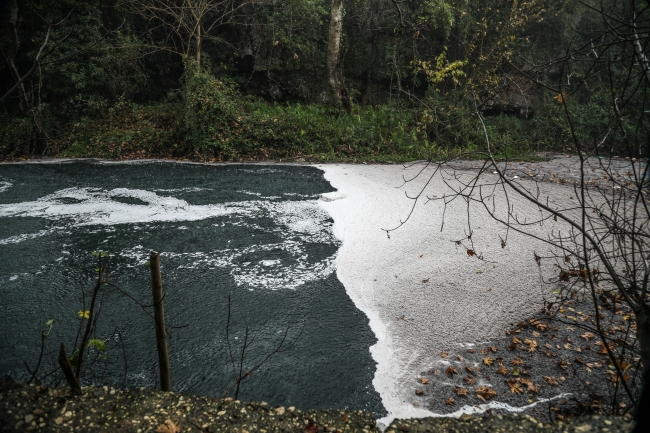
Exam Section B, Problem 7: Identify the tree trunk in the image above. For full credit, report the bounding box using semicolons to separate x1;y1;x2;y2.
326;0;343;104
6;0;29;112
632;310;650;432
196;20;202;70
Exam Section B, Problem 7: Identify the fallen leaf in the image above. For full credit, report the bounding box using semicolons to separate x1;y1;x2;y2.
506;379;523;394
466;349;475;354
580;332;595;341
454;386;468;396
415;389;424;395
418;377;430;384
519;378;540;393
532;331;541;338
496;364;508;375
510;357;524;366
463;376;476;385
488;345;498;353
543;376;559;386
557;359;570;370
483;357;494;366
467;249;476;256
476;386;497;402
465;366;474;373
422;278;430;283
481;348;489;355
456;355;463;362
440;351;449;358
446;366;458;377
156;419;181;433
446;397;456;405
511;337;523;344
303;422;319;433
544;350;557;358
523;339;538;352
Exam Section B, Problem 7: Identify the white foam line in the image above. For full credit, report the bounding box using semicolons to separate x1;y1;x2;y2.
375;393;572;430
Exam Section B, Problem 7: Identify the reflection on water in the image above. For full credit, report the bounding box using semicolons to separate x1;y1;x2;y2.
0;161;384;416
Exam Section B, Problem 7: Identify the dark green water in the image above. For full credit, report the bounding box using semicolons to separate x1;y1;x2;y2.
0;161;384;415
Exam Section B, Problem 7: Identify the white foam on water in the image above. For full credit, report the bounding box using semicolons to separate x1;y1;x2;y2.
1;185;338;291
316;163;575;428
0;181;12;193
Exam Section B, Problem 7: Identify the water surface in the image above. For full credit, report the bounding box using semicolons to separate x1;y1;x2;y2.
0;161;384;415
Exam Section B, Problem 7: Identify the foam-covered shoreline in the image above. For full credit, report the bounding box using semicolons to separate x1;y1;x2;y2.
316;163;576;428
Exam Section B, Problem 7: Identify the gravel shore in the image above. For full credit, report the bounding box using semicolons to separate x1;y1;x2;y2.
0;381;633;432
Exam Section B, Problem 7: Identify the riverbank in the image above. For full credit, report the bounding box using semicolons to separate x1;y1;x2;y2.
0;381;633;432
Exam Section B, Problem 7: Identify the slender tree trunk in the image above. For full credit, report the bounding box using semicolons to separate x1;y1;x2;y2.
6;0;29;112
326;0;343;104
196;20;201;69
632;310;650;432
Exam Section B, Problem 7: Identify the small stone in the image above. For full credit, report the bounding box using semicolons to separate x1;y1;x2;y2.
25;415;34;423
604;420;612;425
575;425;591;432
275;407;285;416
217;411;226;416
288;406;295;412
110;389;115;395
64;411;72;418
55;417;63;425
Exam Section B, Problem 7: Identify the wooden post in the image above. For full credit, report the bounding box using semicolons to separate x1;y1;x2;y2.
150;251;171;392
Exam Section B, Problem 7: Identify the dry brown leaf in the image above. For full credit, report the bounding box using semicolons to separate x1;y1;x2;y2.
482;357;494;366
543;376;559;386
544;349;557;358
418;377;430;384
557;359;570;370
465;366;474;373
488;345;498;353
510;357;524;366
523;339;538;352
476;386;497;402
511;337;523;344
440;351;449;358
519;378;541;393
446;397;456;405
456;355;463;362
506;379;523;394
496;364;508;375
415;389;424;395
480;348;489;355
446;366;458;377
581;332;595;341
463;376;476;385
454;386;468;396
467;249;476;256
156;419;181;433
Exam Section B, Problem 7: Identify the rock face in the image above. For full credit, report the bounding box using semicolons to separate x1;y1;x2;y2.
482;76;543;119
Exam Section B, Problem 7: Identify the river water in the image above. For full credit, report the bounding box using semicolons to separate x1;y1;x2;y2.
0;161;384;415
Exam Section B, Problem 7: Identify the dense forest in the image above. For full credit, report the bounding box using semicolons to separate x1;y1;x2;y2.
0;0;648;161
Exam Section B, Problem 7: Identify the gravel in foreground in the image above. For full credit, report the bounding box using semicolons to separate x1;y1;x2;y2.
0;381;633;432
